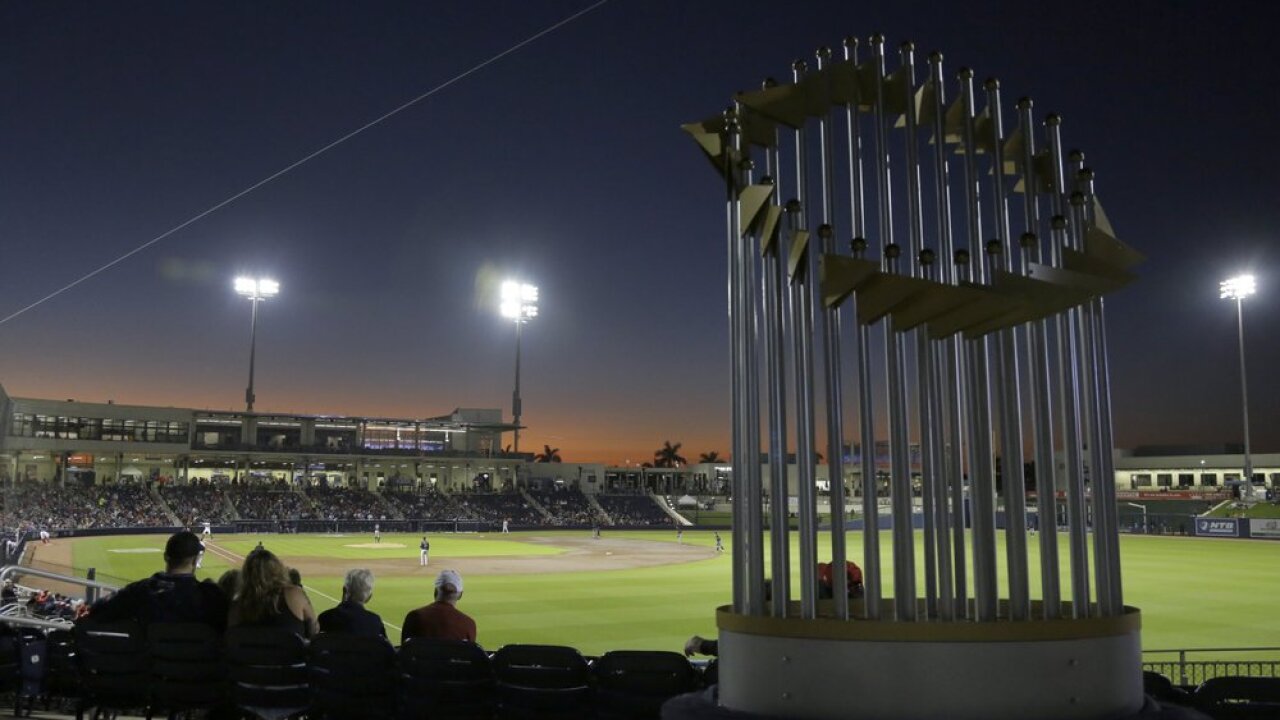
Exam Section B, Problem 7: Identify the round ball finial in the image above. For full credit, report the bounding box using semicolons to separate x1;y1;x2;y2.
1069;149;1085;163
919;248;936;265
884;243;901;260
1051;215;1068;229
870;33;885;46
843;36;859;49
817;46;832;60
929;50;944;63
762;77;778;89
1045;113;1062;126
738;158;754;172
955;249;971;265
1077;167;1095;182
1016;97;1033;111
760;175;775;186
957;66;975;80
986;239;1004;255
1019;232;1038;249
900;40;915;52
792;59;808;73
984;77;1000;90
818;224;834;239
1069;191;1086;206
850;237;868;254
785;199;803;213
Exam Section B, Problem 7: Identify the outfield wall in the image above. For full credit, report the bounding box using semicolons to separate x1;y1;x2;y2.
1193;517;1280;540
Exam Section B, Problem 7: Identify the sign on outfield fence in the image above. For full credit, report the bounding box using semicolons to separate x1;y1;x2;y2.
1249;519;1280;539
1195;518;1241;537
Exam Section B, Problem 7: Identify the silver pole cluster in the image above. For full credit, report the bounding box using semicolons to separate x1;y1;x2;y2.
685;34;1143;623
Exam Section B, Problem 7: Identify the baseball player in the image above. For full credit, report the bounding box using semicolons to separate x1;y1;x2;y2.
419;536;430;566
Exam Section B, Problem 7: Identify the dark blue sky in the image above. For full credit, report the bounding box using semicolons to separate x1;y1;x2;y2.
2;1;1277;463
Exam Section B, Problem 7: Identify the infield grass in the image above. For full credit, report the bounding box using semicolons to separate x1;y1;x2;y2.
65;530;1280;657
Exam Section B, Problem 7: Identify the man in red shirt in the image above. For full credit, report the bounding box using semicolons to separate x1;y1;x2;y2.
400;569;476;644
817;560;864;599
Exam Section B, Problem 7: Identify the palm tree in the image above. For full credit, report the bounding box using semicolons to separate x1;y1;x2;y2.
698;450;723;463
654;441;687;468
534;445;562;463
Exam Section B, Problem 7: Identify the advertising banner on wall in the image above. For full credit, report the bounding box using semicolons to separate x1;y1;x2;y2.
1194;518;1241;537
1248;519;1280;539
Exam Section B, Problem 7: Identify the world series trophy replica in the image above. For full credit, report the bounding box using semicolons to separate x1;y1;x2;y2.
678;36;1184;720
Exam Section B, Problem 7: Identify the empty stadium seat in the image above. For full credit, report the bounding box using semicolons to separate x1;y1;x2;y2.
73;621;149;720
308;632;397;719
148;622;226;718
397;638;494;720
592;650;700;719
1143;670;1191;706
491;644;592;719
1193;676;1280;719
224;626;310;720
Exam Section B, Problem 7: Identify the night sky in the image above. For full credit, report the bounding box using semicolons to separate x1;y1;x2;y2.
2;1;1278;464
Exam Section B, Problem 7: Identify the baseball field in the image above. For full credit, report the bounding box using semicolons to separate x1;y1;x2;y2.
25;530;1280;656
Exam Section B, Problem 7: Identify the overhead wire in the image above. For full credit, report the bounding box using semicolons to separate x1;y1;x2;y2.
0;0;611;327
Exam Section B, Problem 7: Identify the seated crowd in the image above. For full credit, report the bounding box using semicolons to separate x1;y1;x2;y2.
453;493;543;525
1;480;171;530
304;485;388;521
2;481;675;530
159;483;237;525
598;494;673;526
383;488;474;521
227;486;319;521
529;487;600;526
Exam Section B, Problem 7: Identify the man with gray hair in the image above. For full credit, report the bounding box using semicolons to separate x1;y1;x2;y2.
317;568;386;638
400;569;476;644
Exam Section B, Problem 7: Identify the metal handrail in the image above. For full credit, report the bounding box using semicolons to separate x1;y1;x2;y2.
1142;646;1280;686
0;564;120;592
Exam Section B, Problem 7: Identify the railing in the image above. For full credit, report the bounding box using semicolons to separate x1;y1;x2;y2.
1143;647;1280;686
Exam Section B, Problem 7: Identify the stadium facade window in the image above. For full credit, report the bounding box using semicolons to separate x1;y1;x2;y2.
1156;473;1173;487
1131;473;1152;488
1201;473;1218;486
1225;473;1240;483
1178;473;1195;487
1270;473;1280;488
10;413;34;437
1251;473;1265;485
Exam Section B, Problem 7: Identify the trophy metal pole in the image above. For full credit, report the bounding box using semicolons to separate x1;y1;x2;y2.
816;46;850;617
843;37;882;620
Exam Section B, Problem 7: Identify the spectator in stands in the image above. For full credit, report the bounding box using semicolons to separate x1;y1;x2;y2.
684;635;718;657
217;569;241;601
229;548;319;638
318;568;386;638
84;531;228;631
401;569;475;644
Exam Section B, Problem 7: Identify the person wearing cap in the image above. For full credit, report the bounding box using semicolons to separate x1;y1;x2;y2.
400;569;476;644
82;530;228;631
318;568;387;638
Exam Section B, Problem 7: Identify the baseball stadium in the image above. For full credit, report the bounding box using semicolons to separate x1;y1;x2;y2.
3;3;1280;717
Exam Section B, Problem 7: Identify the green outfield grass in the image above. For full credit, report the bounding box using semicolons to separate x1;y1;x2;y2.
62;530;1280;657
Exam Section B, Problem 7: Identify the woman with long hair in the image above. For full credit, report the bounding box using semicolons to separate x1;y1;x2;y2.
228;549;318;637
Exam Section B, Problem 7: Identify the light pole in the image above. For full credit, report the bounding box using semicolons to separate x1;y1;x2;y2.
500;280;538;453
1220;274;1256;500
235;276;280;413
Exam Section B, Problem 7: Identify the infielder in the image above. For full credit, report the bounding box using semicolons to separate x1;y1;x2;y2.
202;521;212;540
419;536;430;566
374;523;381;543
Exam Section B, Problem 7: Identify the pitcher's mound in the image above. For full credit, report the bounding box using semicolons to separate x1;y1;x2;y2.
343;542;407;549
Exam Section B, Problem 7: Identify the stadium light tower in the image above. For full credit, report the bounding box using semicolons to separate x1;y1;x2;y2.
235;276;280;414
500;280;538;454
1220;274;1256;499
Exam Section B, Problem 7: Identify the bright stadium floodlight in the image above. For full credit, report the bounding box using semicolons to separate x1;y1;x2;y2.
500;280;538;455
1220;273;1256;499
235;276;280;413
